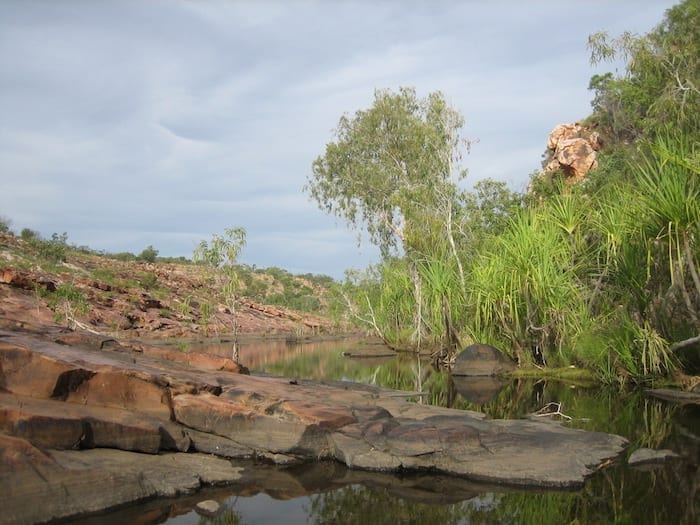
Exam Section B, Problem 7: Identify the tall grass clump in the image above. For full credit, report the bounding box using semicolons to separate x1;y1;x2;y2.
632;132;700;338
468;203;588;366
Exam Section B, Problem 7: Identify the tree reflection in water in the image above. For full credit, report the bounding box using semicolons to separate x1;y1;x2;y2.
177;338;697;525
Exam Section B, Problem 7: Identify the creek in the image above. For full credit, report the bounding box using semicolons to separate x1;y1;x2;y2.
76;337;699;525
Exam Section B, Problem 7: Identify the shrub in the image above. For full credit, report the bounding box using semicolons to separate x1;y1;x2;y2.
28;232;69;263
0;215;11;234
20;228;39;240
138;245;159;263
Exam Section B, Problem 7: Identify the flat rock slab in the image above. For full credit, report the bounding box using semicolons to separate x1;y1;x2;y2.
646;388;700;405
0;328;629;523
0;435;240;525
628;447;679;466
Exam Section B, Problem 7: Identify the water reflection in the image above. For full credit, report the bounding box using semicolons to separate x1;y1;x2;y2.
116;338;699;525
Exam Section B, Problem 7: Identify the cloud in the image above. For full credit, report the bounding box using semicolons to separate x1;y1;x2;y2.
0;0;678;278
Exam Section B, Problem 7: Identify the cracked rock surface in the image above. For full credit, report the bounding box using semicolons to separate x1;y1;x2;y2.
0;326;628;524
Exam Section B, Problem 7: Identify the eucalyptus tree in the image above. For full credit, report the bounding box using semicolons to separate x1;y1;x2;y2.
193;227;247;362
306;87;470;348
587;0;699;142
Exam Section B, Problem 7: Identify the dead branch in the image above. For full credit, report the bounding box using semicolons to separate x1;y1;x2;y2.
532;402;572;421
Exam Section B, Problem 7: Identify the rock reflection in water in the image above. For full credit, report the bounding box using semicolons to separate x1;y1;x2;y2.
69;459;566;525
127;337;696;525
450;375;509;405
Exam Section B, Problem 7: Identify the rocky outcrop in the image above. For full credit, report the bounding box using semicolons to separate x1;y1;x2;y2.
0;323;629;524
0;232;336;339
542;122;603;183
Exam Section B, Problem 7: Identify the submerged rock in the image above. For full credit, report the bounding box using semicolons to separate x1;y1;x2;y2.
628;447;679;467
195;499;221;517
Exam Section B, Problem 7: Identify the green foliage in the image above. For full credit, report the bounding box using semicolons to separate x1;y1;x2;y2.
45;282;89;324
587;0;700;141
110;251;137;262
324;4;699;382
458;178;524;246
266;292;321;312
306;87;467;259
137;245;159;262
469;205;587;364
193;228;247;360
199;300;212;336
0;215;11;234
20;228;39;240
138;271;158;290
27;232;69;263
90;268;116;284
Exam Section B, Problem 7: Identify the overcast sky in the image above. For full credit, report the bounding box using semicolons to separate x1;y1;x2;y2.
0;0;677;278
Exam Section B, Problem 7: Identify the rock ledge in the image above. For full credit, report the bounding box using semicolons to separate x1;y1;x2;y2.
0;327;628;524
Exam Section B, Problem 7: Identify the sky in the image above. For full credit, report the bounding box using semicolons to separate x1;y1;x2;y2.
0;0;678;279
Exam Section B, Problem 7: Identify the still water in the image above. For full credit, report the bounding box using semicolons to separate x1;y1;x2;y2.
79;337;699;525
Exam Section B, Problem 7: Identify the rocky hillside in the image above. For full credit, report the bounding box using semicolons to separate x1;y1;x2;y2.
0;233;345;340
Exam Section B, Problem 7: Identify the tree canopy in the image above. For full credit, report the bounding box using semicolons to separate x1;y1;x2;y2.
306;87;467;259
587;0;699;141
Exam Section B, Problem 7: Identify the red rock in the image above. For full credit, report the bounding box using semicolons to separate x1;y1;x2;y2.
0;393;164;453
0;343;76;398
64;370;172;418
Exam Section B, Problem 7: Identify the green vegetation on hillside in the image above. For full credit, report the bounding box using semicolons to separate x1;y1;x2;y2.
0;226;348;333
306;0;699;383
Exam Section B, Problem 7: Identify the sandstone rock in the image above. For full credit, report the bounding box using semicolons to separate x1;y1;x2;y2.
173;390;356;457
541;122;601;183
185;427;255;458
0;242;335;340
0;326;631;523
547;122;582;150
195;499;221;517
628;447;679;466
0;267;57;291
646;388;700;405
0;443;242;525
555;138;598;181
451;343;515;376
0;393;191;453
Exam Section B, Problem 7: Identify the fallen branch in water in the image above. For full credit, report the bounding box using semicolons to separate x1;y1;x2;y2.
670;334;700;352
533;402;572;421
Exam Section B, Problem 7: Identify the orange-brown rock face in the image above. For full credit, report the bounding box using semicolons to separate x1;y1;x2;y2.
543;122;602;183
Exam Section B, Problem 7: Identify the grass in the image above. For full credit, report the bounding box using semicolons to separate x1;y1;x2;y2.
510;366;597;383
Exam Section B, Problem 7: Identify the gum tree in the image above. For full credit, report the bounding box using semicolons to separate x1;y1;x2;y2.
193;227;247;362
306;87;469;349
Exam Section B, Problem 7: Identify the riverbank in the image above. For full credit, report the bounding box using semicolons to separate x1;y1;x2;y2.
1;314;633;525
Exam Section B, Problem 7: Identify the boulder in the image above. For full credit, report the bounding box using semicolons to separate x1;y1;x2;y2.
451;344;515;377
554;138;598;182
540;122;602;184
